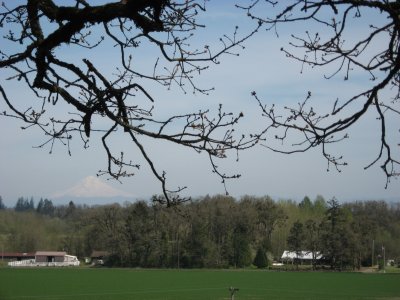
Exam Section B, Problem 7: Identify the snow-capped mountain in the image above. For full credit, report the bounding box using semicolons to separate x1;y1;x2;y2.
51;176;135;204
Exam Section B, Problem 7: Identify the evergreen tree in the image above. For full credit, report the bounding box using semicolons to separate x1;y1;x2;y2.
253;247;268;268
232;222;252;268
319;198;353;270
65;201;76;218
28;197;35;210
287;220;305;269
36;198;44;213
15;197;28;212
0;196;5;210
299;196;312;211
42;199;55;216
304;219;321;270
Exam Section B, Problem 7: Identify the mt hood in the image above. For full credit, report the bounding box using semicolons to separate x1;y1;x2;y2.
52;176;133;198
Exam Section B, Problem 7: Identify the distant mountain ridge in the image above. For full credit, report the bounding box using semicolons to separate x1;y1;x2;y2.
52;195;137;206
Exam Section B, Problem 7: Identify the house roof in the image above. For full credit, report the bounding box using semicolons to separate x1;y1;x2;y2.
90;251;109;258
0;252;35;258
35;251;66;256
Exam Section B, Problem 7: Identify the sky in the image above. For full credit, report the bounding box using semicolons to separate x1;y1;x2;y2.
0;1;399;206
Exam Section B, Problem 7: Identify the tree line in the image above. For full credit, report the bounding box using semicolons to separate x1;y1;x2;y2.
0;195;399;270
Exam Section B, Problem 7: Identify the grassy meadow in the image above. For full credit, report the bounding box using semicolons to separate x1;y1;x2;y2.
0;268;399;300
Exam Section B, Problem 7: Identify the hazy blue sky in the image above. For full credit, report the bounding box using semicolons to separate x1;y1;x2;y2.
0;1;399;206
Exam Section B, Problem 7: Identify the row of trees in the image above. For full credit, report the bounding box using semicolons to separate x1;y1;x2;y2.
4;197;56;216
1;195;399;270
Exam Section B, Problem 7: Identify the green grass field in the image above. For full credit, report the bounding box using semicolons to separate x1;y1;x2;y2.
0;268;399;300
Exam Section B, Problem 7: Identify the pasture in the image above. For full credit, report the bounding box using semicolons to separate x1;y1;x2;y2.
0;268;399;300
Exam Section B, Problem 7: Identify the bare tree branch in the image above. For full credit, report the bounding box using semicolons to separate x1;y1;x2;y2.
0;0;261;206
241;0;400;184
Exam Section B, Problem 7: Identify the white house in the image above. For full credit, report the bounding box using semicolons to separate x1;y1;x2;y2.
281;250;322;263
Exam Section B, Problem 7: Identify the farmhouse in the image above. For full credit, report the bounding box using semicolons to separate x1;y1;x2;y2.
8;251;79;267
281;250;322;264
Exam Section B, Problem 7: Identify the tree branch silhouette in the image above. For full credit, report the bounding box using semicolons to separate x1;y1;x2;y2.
0;0;261;205
241;0;400;185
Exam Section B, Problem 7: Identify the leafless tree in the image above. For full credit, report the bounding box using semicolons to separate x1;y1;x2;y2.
240;0;400;185
0;1;261;205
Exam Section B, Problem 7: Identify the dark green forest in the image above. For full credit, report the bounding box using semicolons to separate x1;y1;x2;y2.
0;195;399;270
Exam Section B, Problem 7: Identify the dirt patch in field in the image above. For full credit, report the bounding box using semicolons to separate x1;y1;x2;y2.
358;267;378;273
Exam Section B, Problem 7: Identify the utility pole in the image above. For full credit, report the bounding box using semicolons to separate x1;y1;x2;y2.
177;235;180;269
372;239;374;267
382;245;385;273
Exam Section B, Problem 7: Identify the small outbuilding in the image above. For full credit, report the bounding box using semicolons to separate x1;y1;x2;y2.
35;251;66;263
90;251;109;265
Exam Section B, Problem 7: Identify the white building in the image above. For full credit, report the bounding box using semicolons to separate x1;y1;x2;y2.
8;251;80;267
281;250;322;263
